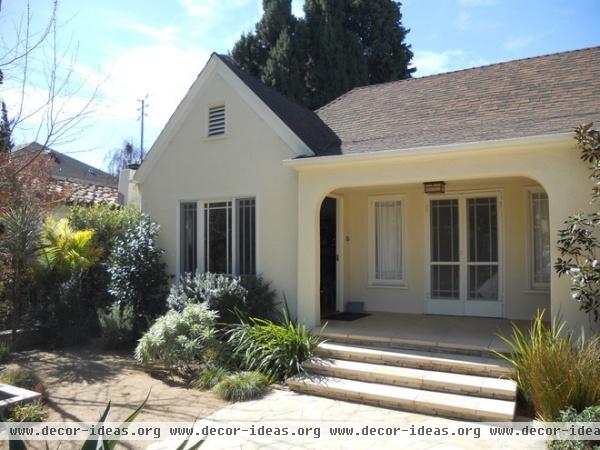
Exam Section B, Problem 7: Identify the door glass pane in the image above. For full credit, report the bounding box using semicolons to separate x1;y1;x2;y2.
468;198;497;262
430;199;459;299
204;201;232;274
467;197;498;301
431;265;460;299
431;199;459;262
469;265;498;300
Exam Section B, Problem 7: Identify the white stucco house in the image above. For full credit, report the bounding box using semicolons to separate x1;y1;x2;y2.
120;46;600;335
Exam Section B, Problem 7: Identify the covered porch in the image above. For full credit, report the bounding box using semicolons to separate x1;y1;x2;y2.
288;134;593;334
319;312;531;354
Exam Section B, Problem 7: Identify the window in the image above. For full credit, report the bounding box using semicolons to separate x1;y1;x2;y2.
180;197;255;276
530;191;550;288
204;201;233;274
370;197;404;285
207;105;225;137
180;202;197;273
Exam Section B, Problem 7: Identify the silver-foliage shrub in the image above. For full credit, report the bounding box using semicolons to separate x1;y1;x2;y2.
167;272;247;323
134;303;218;372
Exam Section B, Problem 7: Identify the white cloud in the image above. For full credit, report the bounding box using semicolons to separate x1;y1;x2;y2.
411;50;465;76
114;20;181;43
411;49;491;76
180;0;256;17
504;35;536;50
93;43;211;130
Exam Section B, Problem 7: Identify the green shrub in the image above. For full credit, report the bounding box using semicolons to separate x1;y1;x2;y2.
497;310;600;420
107;213;169;336
35;217;103;345
167;272;247;324
98;303;134;349
227;310;321;381
135;303;218;373
167;272;277;324
0;342;11;363
7;400;47;422
241;276;278;321
212;371;269;401
191;366;230;390
69;204;139;254
548;405;600;450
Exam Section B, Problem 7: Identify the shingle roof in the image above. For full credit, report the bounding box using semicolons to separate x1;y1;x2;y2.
316;47;600;154
14;143;117;186
216;54;341;155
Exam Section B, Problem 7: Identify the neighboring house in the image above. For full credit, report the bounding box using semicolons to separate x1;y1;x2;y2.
14;143;118;215
121;47;600;333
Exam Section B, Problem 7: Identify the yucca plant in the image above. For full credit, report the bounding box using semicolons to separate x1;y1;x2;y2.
497;310;600;420
41;217;102;272
227;307;322;381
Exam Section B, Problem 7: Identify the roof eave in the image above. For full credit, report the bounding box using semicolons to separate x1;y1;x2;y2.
283;132;574;170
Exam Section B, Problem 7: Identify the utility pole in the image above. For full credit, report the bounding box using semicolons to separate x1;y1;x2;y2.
137;96;149;162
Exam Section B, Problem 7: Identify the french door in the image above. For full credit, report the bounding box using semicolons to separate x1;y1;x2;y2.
426;193;503;317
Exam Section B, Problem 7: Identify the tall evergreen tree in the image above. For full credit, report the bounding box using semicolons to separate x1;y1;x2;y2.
230;0;414;109
302;0;367;109
347;0;415;84
0;69;13;154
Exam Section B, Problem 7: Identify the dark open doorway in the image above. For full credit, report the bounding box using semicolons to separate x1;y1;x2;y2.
320;197;337;317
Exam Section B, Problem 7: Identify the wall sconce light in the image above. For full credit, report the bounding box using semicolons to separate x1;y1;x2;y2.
423;181;446;194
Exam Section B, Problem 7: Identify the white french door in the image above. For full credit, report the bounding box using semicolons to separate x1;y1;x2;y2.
426;192;503;317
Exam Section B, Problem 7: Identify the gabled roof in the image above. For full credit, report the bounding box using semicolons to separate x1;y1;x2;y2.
216;54;341;155
316;47;600;154
13;143;117;186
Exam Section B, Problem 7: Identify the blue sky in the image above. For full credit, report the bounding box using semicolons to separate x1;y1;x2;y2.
1;0;598;170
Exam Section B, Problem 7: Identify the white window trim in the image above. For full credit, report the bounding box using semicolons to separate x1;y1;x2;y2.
368;194;406;287
527;187;551;291
205;103;227;140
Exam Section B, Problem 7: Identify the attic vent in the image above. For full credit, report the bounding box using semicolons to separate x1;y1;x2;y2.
207;105;225;137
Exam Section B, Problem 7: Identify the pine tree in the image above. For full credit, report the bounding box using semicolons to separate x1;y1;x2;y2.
230;0;413;109
347;0;415;84
303;0;367;109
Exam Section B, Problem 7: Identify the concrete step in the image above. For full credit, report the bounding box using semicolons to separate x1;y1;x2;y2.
303;358;516;400
317;341;513;378
287;375;515;422
319;330;506;356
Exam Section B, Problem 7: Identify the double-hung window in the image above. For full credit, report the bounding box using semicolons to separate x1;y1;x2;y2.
179;197;256;276
529;191;550;289
369;196;404;286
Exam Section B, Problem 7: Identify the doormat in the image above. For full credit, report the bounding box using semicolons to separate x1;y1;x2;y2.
323;312;370;321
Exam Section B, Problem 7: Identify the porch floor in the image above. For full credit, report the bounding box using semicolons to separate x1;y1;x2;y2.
319;312;531;354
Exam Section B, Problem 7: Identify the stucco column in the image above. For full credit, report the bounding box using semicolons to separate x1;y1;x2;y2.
296;174;326;327
545;182;596;335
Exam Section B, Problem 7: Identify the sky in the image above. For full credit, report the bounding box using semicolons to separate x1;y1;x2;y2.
1;0;599;171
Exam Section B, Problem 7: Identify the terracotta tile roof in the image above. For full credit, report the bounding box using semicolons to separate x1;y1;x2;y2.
316;47;600;154
51;179;119;206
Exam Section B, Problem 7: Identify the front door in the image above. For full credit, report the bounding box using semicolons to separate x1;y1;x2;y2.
426;193;502;317
320;197;337;317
